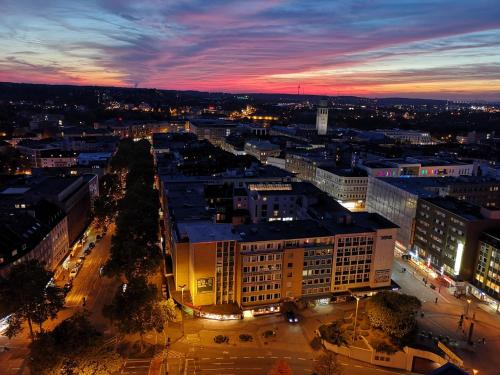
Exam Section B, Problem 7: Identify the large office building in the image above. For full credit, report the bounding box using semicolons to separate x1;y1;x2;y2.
358;157;475;178
315;167;368;208
168;209;397;315
366;176;500;251
413;197;500;281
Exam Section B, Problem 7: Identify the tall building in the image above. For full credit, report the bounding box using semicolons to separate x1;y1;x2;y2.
169;213;397;315
472;230;500;303
413;197;500;281
316;99;329;135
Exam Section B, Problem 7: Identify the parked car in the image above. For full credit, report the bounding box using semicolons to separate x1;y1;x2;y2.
69;265;81;279
84;248;92;256
88;242;95;249
286;311;299;323
63;282;73;295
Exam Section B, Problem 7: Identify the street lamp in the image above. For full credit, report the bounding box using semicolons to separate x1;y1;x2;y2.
352;296;361;342
466;299;472;317
178;284;186;336
178;284;186;305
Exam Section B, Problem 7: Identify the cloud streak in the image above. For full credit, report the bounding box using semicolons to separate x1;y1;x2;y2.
0;0;500;99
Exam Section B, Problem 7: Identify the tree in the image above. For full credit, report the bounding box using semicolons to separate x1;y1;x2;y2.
314;352;342;375
365;291;421;339
103;277;163;352
160;298;178;323
29;311;122;375
267;359;293;375
0;260;64;341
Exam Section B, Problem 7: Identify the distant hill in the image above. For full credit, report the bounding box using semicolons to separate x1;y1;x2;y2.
0;81;475;107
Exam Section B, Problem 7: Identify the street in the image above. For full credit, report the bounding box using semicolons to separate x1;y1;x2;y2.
392;255;500;375
0;221;122;373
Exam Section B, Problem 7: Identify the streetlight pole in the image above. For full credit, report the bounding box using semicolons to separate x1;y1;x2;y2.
178;284;186;336
466;299;471;317
352;296;360;342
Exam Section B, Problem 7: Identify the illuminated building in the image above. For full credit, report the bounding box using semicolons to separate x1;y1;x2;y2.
168;211;397;313
472;230;500;306
315;167;368;208
244;140;281;163
413;197;500;281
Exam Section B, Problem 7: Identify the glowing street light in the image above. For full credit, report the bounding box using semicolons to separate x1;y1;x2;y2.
352;295;361;342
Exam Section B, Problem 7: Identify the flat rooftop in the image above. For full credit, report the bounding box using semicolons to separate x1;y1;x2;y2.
319;167;368;177
177;221;240;243
237;219;331;242
421;197;484;221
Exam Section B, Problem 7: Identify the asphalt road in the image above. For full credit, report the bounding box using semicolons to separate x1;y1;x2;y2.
0;221;122;373
180;346;408;375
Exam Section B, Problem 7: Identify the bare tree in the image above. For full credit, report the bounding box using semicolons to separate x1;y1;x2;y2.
314;352;342;375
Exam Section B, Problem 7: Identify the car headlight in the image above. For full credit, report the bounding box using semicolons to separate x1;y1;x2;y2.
294;318;298;322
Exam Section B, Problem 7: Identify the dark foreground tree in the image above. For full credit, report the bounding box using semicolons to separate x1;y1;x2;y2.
103;277;163;352
0;260;64;341
30;311;121;375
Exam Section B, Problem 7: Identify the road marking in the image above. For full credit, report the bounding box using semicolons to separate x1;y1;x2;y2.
257;356;264;359
215;357;223;360
270;356;278;359
243;356;250;359
298;357;306;361
229;356;238;359
201;357;210;360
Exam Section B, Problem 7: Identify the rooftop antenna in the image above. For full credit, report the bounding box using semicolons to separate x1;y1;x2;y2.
297;83;301;96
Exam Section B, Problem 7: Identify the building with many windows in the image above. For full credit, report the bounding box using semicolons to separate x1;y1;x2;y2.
413;197;500;281
168;213;397;315
472;230;500;303
315;167;368;208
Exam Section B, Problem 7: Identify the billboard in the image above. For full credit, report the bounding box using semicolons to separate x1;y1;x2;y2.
374;269;391;283
197;277;214;294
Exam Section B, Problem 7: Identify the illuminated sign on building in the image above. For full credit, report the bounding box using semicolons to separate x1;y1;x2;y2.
454;242;464;275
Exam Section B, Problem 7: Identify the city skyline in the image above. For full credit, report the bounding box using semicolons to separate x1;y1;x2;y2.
1;0;500;100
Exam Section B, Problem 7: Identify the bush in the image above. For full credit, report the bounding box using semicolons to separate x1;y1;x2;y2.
214;335;229;344
360;321;370;330
239;334;253;342
371;340;398;354
319;322;348;346
262;330;276;339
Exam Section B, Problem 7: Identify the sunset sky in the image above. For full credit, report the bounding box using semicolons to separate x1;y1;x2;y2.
1;0;500;100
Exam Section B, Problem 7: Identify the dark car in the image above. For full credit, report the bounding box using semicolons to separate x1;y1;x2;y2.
96;234;102;241
286;311;298;323
63;282;73;295
88;242;95;249
84;248;92;255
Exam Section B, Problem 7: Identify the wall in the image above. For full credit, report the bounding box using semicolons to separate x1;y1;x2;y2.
190;242;217;306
